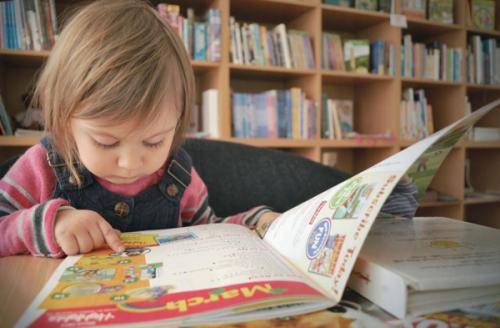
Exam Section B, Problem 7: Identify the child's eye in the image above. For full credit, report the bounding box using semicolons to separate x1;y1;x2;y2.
93;139;119;149
143;140;164;149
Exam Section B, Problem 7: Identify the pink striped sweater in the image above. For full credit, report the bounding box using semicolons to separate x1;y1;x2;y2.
0;144;272;257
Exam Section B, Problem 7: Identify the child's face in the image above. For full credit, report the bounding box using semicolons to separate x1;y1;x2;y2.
71;107;178;184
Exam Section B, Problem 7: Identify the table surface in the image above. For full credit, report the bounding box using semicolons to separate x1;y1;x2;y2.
0;256;61;327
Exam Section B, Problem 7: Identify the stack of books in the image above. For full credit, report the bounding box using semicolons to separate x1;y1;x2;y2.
401;35;463;82
400;88;434;140
231;88;317;139
229;20;315;69
321;94;354;140
322;34;395;75
157;4;221;62
466;35;500;85
0;0;58;50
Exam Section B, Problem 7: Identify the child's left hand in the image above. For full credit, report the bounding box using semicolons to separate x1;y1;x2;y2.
255;211;280;238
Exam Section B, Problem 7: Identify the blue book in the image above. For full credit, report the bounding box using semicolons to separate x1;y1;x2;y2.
277;90;286;138
284;90;292;139
231;93;242;138
255;93;267;138
194;22;207;61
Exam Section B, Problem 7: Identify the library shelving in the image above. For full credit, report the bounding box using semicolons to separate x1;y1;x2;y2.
1;0;499;228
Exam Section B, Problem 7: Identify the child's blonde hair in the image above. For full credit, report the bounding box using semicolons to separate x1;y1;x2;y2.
34;0;195;183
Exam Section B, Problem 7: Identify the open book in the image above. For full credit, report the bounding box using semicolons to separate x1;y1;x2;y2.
17;100;500;327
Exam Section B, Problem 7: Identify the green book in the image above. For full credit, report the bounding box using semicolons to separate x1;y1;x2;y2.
355;0;377;11
471;0;495;30
428;0;454;24
343;39;370;73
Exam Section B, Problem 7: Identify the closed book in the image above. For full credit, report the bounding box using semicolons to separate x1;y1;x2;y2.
202;89;219;138
471;0;495;30
344;39;369;73
355;0;376;11
349;217;500;319
428;0;454;24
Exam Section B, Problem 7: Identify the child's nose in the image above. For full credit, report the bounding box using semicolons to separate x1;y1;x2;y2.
117;149;143;170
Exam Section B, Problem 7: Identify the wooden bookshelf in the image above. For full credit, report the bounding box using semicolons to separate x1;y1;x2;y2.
1;0;500;227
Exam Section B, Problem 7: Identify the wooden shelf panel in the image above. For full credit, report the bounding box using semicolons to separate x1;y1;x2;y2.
322;70;393;84
230;0;315;24
401;77;462;88
223;138;317;148
466;27;500;38
0;136;41;147
0;49;220;73
230;64;316;79
466;83;500;92
0;49;49;66
466;141;500;149
220;138;395;148
405;17;462;36
322;4;389;31
464;195;500;205
191;60;220;73
419;200;460;208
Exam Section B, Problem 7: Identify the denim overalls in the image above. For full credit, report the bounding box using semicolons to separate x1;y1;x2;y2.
40;136;192;231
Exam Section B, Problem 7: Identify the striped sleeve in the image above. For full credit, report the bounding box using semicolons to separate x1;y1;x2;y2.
179;168;274;228
381;179;419;218
0;144;68;257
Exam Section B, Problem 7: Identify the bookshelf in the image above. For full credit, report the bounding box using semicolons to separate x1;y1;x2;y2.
1;0;499;228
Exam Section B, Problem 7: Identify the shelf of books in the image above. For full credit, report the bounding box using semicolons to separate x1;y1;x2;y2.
1;0;500;227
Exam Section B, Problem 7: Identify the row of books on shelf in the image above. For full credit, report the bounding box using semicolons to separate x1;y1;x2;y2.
327;0;496;31
157;4;221;62
0;0;57;51
322;34;396;75
400;88;434;140
401;35;463;82
229;20;314;69
321;94;354;140
231;88;317;139
466;35;500;85
401;0;454;24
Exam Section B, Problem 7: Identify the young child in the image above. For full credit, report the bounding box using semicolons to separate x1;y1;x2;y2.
0;0;418;258
0;0;279;257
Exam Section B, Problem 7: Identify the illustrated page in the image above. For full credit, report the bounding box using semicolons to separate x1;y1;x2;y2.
18;224;329;328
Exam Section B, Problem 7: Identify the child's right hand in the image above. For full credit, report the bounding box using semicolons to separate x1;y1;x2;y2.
54;208;125;255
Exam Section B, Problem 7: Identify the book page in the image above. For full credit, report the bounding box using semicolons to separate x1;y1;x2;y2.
18;224;332;328
264;99;500;302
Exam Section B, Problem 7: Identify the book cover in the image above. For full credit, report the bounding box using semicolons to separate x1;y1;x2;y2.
471;0;495;30
428;0;454;24
344;39;369;73
401;0;426;19
334;100;354;136
324;0;353;7
354;0;377;11
193;22;207;61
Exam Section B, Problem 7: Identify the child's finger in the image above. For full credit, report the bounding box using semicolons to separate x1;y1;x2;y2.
98;220;124;252
75;231;94;254
88;222;106;249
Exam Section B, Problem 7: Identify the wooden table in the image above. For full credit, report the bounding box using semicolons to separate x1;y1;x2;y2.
0;256;61;327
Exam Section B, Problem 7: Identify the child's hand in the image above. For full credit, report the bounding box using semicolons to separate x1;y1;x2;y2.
255;211;280;238
54;208;125;255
